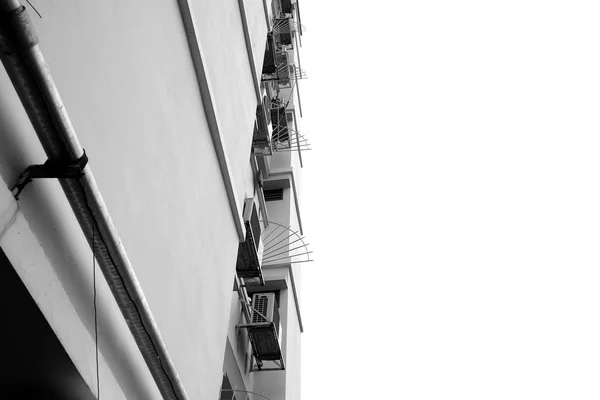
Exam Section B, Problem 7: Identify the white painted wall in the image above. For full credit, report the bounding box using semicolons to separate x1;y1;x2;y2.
282;275;302;400
266;186;293;228
0;1;270;399
226;290;253;390
0;189;137;400
190;0;264;205
245;0;270;83
218;2;306;398
249;268;302;400
252;269;289;400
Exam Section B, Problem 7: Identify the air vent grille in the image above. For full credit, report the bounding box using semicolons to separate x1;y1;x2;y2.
264;188;284;202
252;295;270;323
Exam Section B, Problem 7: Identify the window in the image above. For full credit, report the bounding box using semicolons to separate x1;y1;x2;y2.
263;188;284;202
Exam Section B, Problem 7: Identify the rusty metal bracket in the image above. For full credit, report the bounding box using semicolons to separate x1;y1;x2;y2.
11;150;88;200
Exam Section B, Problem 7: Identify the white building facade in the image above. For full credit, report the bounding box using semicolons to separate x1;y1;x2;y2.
0;0;307;399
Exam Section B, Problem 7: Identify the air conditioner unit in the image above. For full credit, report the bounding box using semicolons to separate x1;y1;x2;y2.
252;101;273;156
251;292;276;324
236;199;264;281
246;291;283;366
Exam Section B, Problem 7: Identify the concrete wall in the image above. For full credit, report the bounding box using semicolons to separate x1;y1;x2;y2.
0;183;136;399
0;1;269;399
223;339;249;395
270;151;293;173
226;291;254;390
219;1;305;398
282;275;302;400
223;266;303;400
266;187;293;228
252;270;289;400
245;0;270;83
190;0;265;205
0;248;95;399
262;160;304;400
249;268;301;400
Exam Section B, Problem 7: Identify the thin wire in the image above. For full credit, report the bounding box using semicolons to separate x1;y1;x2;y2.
93;222;100;399
25;0;43;19
87;179;100;400
78;176;180;398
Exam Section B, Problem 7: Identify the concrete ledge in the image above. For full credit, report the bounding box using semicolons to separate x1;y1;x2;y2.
1;212;132;400
176;0;245;241
262;0;271;29
0;194;18;240
237;0;262;103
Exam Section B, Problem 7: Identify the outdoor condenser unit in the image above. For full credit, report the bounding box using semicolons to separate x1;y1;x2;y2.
251;292;276;324
244;291;284;368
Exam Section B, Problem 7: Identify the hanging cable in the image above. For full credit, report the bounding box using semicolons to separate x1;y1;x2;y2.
83;178;100;399
0;5;188;398
77;174;179;398
93;208;100;399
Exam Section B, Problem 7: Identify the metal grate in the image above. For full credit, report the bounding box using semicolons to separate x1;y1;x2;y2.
264;188;284;202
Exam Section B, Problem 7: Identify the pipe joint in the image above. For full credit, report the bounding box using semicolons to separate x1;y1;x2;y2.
0;6;38;54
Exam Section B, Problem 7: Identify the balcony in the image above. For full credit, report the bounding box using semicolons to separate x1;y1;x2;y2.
270;105;289;144
273;52;291;86
262;37;291;87
268;105;312;153
273;18;292;46
261;221;312;266
235;220;313;371
237;292;284;371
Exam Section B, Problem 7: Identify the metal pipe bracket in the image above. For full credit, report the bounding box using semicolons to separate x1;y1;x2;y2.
11;150;88;199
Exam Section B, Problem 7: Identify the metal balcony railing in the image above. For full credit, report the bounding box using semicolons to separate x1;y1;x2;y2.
261;221;312;266
269;105;288;143
268;105;311;153
272;18;292;46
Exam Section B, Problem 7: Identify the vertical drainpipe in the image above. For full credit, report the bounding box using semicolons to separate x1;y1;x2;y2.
0;3;189;400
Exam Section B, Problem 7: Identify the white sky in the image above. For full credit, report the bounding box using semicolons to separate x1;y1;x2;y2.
299;1;600;399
